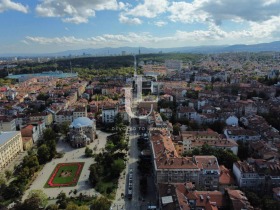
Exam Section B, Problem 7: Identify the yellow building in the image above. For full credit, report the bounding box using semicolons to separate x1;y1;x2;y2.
0;131;23;169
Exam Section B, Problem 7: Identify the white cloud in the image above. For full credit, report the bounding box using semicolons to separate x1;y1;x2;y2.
125;0;169;18
167;0;280;25
200;0;280;24
24;18;280;48
35;0;122;24
154;21;167;27
119;14;142;25
168;1;208;23
0;0;28;13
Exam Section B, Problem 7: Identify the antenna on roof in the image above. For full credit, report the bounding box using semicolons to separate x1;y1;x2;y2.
70;61;72;74
6;64;9;75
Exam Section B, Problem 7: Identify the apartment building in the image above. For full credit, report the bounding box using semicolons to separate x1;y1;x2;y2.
0;131;23;169
102;104;119;124
0;116;16;131
150;128;220;190
29;112;53;126
233;158;280;192
73;106;87;119
224;126;261;141
181;130;238;155
54;110;73;125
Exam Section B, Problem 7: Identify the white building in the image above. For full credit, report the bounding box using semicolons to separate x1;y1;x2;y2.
102;105;119;124
0;131;23;169
73;106;87;119
54;110;73;125
224;127;261;141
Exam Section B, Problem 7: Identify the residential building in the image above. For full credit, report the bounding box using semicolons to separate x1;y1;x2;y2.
73;106;87;119
54;110;73;125
0;131;23;169
219;165;235;192
22;137;33;151
233;158;280;192
102;104;119;124
227;189;254;210
21;124;40;143
0;116;16;131
29;112;53;126
177;106;198;121
224;126;261;141
150;128;220;190
181;130;238;155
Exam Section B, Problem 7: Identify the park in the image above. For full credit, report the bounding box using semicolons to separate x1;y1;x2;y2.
45;162;84;188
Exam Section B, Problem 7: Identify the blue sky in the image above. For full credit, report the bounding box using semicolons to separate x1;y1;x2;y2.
1;0;280;54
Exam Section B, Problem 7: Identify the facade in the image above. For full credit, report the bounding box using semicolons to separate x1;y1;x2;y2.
181;131;238;155
21;125;39;143
73;106;87;119
55;110;73;125
22;137;33;151
0;131;23;169
68;117;96;147
29;112;53;126
233;159;280;192
150;128;220;190
224;127;261;141
0;116;16;131
102;105;118;124
177;106;198;121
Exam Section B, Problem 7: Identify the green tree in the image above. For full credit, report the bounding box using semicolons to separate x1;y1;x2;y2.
0;173;6;185
245;191;261;207
4;170;12;180
66;202;89;210
46;204;59;210
89;165;99;187
237;140;249;160
85;146;93;157
111;159;125;178
160;113;168;121
91;196;111;210
26;190;48;209
18;167;30;181
60;122;70;136
3;180;25;199
56;192;67;209
42;128;57;142
37;93;49;101
173;124;180;135
37;144;50;164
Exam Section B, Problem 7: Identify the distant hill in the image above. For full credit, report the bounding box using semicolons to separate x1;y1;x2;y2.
2;41;280;57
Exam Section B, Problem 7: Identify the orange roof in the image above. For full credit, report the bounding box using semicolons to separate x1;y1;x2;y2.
219;165;235;185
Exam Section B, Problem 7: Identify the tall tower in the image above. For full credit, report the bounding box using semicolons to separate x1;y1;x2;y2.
139;47;141;55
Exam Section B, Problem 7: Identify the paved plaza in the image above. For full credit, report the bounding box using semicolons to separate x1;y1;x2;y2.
23;130;110;201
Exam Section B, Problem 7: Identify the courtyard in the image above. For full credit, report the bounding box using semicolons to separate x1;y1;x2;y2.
23;130;110;200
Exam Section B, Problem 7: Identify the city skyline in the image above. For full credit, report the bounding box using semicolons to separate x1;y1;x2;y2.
1;0;280;54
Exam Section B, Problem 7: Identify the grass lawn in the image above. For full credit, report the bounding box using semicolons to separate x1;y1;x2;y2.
45;162;84;188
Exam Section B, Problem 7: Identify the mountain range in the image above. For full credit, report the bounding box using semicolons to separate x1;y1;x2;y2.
2;41;280;57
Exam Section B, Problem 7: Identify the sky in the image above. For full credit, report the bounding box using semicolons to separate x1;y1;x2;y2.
1;0;280;54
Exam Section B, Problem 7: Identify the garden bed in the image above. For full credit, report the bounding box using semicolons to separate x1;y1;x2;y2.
45;162;84;188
